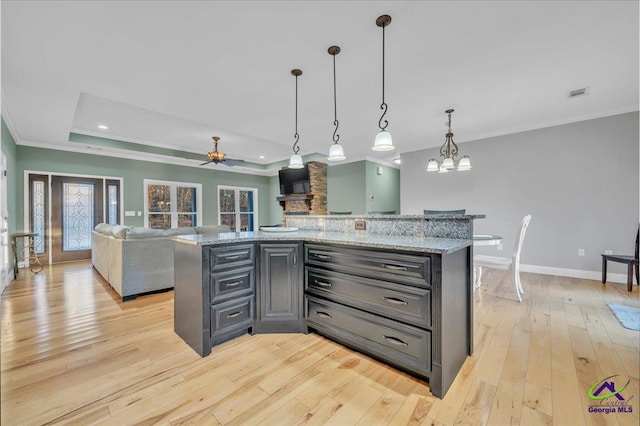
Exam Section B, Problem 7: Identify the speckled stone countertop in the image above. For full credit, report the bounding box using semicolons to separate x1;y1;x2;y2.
286;214;486;220
173;231;471;254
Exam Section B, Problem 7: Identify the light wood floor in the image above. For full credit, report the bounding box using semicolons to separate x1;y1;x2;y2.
1;262;639;425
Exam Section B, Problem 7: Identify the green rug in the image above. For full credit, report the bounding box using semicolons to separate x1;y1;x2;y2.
608;303;640;331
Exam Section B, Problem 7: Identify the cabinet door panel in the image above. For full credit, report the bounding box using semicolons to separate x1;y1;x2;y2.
256;243;303;333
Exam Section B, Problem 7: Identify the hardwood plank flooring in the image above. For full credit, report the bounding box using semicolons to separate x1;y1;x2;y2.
1;262;639;425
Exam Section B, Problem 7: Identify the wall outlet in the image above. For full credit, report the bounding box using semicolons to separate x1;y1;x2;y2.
137;211;142;216
604;249;613;255
355;220;366;231
578;248;585;256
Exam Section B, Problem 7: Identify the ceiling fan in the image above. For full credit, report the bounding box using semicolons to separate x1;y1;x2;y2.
199;136;246;167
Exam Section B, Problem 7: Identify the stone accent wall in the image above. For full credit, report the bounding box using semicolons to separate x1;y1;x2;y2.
307;161;327;215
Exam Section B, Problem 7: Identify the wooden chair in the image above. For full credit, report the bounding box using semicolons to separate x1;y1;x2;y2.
329;211;352;215
474;214;532;302
601;228;639;292
424;209;466;215
367;210;396;215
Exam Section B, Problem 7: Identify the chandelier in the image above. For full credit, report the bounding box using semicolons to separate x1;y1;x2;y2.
426;109;471;173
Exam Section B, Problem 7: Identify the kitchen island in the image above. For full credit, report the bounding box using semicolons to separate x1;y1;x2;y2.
173;215;480;398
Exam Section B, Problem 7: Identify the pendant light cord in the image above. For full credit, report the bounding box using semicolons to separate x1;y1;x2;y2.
378;22;389;131
293;73;300;154
332;52;340;144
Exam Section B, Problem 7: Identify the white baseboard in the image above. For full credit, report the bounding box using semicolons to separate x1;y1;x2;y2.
520;263;630;284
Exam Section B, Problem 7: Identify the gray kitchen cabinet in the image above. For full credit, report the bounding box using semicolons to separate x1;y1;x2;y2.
255;242;304;333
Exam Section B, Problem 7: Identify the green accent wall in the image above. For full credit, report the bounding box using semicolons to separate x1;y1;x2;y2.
327;160;400;215
365;161;401;214
1;118;18;236
15;146;279;229
327;161;367;214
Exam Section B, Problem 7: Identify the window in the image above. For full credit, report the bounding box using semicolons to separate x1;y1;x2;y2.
144;180;202;229
218;186;257;232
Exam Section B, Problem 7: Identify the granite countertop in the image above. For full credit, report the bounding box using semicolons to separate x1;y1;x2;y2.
284;214;486;220
173;230;471;254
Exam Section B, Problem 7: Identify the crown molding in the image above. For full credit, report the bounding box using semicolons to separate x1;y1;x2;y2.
1;93;21;143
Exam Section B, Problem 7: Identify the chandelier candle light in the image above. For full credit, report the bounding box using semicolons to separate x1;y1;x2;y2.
427;109;471;173
327;45;345;161
289;69;304;169
372;14;394;152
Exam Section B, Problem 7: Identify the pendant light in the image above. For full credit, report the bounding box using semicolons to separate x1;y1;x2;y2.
426;109;471;172
289;69;304;169
372;14;394;152
327;45;345;161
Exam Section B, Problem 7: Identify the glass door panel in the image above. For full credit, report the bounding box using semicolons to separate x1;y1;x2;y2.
62;182;94;251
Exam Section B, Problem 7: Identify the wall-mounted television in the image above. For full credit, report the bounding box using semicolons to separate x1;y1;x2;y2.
279;165;310;195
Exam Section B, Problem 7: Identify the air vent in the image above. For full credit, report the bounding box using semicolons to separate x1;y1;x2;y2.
568;87;590;98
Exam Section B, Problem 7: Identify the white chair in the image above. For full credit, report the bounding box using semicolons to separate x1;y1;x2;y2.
474;215;532;302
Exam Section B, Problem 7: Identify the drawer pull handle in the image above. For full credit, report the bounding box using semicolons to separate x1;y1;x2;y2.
314;280;332;288
381;263;408;271
226;281;243;288
226;311;243;318
221;254;244;260
383;296;408;305
316;311;332;319
384;335;408;347
314;253;332;260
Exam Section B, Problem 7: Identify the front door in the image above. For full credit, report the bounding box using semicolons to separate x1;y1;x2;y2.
50;176;104;262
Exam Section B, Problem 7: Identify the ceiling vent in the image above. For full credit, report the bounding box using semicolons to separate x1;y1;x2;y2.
568;87;590;98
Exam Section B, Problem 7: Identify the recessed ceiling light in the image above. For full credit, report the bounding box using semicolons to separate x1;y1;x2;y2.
259;155;265;159
97;124;109;130
393;158;402;164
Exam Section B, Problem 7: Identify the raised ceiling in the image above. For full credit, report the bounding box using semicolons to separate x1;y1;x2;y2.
2;1;638;174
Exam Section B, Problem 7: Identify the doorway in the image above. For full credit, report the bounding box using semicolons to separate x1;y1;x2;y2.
27;173;121;264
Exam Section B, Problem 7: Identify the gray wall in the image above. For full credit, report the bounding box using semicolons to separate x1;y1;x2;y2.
401;112;639;277
15;146;278;229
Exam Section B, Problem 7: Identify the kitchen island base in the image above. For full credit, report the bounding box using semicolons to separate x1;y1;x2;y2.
173;233;473;398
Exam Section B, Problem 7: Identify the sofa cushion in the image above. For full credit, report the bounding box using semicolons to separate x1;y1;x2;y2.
112;225;131;239
125;227;166;239
163;228;197;237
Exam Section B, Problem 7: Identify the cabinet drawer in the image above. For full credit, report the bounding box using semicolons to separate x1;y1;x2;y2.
209;244;255;270
210;266;254;303
306;267;431;328
211;296;254;337
305;244;430;287
306;296;431;377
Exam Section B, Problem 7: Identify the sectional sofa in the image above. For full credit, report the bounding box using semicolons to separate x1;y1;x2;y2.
91;223;230;300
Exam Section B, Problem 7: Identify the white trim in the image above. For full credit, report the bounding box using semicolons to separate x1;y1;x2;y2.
520;263;630;285
217;185;259;232
143;179;203;228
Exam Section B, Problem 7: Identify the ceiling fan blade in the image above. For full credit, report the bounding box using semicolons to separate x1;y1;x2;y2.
223;159;246;167
199;160;214;166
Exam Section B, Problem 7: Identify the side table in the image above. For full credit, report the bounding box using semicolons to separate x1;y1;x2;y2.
10;232;44;279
